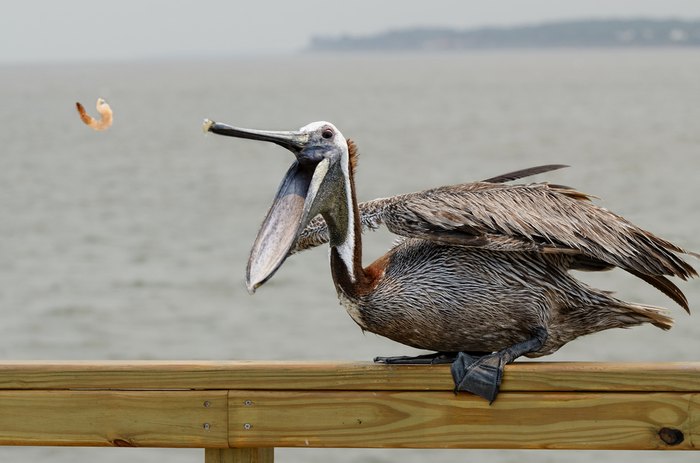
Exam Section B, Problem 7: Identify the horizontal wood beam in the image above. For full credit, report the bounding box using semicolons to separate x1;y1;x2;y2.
229;390;699;450
0;391;228;448
1;389;695;450
0;361;699;392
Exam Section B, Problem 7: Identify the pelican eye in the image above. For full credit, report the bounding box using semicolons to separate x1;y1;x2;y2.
322;128;334;139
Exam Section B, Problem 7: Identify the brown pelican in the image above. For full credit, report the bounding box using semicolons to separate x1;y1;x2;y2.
204;119;697;402
76;98;112;131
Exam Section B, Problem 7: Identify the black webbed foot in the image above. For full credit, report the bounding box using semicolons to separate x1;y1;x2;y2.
450;351;505;403
450;327;548;403
374;352;460;365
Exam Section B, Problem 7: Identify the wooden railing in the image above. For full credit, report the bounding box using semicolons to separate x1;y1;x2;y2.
0;361;698;462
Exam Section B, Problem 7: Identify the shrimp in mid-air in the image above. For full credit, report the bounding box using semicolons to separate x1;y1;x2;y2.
76;98;113;131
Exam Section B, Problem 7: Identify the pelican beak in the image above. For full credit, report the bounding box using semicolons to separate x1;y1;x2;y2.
204;120;310;152
204;120;330;293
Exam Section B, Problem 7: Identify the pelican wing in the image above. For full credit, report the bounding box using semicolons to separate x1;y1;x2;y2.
382;181;696;281
293;172;696;311
381;181;697;312
292;164;568;254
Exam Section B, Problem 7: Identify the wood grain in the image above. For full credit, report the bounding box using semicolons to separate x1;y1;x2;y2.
0;361;699;392
0;390;228;448
205;448;274;463
229;390;699;450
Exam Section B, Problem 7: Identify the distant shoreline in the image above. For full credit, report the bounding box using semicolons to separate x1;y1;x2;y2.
308;18;700;52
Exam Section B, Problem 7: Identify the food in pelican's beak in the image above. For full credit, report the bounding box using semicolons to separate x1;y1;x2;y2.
202;119;215;133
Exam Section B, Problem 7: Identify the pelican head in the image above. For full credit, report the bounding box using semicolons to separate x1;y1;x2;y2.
204;120;351;293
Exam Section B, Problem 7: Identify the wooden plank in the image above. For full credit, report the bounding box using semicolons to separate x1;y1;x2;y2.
205;448;274;463
229;390;699;450
0;391;228;448
506;362;700;393
0;361;699;392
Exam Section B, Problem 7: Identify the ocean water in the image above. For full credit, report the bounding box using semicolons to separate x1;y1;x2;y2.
1;50;699;462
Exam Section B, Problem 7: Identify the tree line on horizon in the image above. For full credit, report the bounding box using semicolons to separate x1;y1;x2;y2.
309;19;700;51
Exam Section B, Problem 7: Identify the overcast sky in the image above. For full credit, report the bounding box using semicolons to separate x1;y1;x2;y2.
3;0;700;63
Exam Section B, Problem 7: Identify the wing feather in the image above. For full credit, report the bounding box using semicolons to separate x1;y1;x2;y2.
482;164;568;183
382;181;696;280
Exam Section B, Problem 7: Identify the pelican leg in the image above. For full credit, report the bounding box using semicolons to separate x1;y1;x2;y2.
374;352;463;365
451;327;548;403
